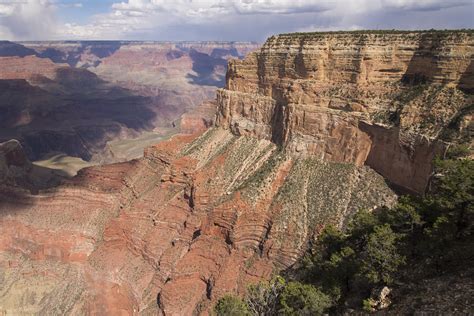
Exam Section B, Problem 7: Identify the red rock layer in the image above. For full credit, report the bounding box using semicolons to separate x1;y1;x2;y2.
0;127;395;314
0;55;66;80
180;100;217;134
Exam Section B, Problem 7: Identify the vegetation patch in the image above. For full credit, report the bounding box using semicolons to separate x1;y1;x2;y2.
239;147;285;202
181;128;218;156
294;156;473;312
214;276;331;316
215;154;472;314
373;84;470;140
206;137;277;207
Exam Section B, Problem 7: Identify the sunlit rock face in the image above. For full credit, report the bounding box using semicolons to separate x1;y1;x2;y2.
0;31;472;315
216;31;473;193
0;41;259;163
179;100;217;134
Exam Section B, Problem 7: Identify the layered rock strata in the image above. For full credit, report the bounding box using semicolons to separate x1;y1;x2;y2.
0;41;259;164
0;129;395;315
180;100;217;134
216;31;473;193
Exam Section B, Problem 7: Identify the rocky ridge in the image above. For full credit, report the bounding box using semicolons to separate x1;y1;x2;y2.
0;139;62;191
216;30;473;193
0;140;32;183
0;128;395;315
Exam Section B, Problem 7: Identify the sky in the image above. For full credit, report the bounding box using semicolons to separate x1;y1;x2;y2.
0;0;473;41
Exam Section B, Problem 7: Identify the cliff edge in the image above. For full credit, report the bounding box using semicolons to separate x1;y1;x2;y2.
216;30;473;193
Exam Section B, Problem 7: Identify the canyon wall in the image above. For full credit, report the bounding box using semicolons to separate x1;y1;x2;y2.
0;128;396;315
0;41;259;163
216;31;473;193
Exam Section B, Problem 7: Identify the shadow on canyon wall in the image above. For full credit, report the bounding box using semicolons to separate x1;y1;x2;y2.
0;156;133;212
361;37;440;194
401;32;444;85
0;168;68;213
187;48;241;87
0;41;36;57
439;57;474;142
0;66;157;161
0;40;122;67
361;35;473;194
458;58;474;94
37;41;123;67
0;187;38;213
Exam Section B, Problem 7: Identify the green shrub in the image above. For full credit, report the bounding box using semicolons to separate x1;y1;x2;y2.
279;282;331;316
359;224;405;284
362;298;376;312
246;276;285;316
214;295;250;316
446;144;471;159
300;156;473;309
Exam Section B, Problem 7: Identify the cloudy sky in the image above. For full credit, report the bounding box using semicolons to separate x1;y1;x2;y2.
0;0;473;41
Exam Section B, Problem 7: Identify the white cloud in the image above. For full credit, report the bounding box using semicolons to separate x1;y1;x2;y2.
381;0;472;11
0;0;472;40
0;0;86;39
108;0;331;17
0;4;16;17
231;0;331;14
296;24;363;33
0;0;58;40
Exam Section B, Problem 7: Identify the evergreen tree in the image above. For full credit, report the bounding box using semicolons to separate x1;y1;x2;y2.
279;281;331;316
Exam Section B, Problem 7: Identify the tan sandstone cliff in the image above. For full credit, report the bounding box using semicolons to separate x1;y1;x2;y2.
216;30;473;193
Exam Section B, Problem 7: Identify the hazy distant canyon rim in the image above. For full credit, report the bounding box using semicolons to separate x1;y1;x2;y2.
0;40;259;175
0;30;472;315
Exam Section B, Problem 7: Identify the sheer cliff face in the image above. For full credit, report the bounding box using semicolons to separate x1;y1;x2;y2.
216;31;473;193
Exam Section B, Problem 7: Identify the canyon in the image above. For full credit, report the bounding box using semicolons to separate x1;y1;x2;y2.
0;30;472;315
0;40;258;169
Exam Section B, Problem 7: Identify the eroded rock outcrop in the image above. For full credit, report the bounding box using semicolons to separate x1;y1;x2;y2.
0;139;62;191
0;128;396;315
0;140;32;181
180;100;217;134
216;31;473;193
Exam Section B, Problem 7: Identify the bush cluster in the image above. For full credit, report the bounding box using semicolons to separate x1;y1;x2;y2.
214;276;331;316
302;153;473;310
